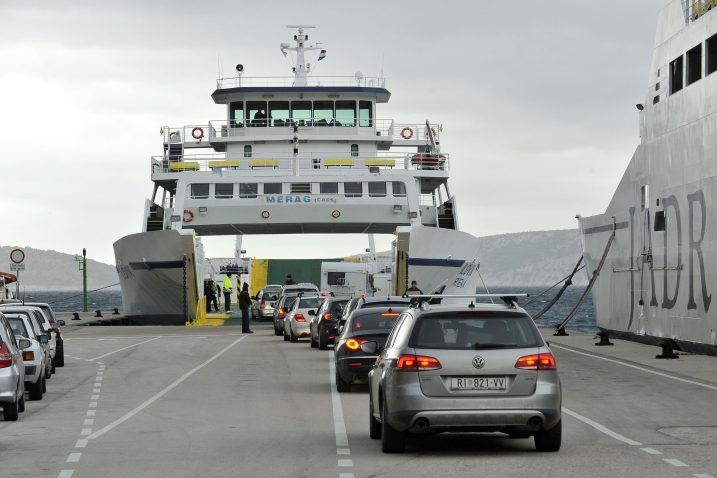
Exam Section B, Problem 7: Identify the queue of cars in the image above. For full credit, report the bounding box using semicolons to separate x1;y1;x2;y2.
0;302;65;421
268;284;563;454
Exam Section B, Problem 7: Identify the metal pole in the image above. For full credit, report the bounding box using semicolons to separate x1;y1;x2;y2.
15;270;20;299
82;248;88;312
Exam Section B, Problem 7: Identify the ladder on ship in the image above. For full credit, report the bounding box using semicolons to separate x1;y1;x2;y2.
438;198;456;230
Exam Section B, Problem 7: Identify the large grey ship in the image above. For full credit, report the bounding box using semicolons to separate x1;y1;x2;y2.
578;0;717;355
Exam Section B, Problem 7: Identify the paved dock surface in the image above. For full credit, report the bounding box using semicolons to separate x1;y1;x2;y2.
1;325;716;478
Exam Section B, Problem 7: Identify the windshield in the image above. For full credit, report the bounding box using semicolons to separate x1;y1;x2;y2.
351;313;400;332
6;317;28;338
410;313;543;350
299;298;321;309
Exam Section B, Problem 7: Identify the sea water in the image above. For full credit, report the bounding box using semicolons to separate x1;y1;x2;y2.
21;286;597;333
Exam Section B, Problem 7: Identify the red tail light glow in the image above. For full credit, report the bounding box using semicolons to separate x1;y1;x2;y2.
381;313;400;317
515;353;557;370
344;338;367;351
22;351;34;361
0;343;12;368
295;314;306;322
260;300;266;310
322;313;334;321
397;354;442;371
278;308;285;319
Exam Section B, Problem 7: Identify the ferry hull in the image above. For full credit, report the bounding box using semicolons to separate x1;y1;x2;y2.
113;230;199;325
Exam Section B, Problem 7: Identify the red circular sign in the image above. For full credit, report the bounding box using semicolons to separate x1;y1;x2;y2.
10;248;25;264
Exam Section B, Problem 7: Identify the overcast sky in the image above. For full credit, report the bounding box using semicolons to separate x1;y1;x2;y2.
0;0;662;265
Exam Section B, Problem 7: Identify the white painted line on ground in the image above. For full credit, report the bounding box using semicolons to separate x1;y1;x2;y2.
337;448;351;455
664;458;688;467
88;336;161;361
328;354;350;448
89;402;98;408
58;470;74;478
91;395;100;400
74;439;88;448
66;453;81;463
84;419;94;426
86;410;96;417
94;382;101;387
338;459;353;467
694;474;716;478
552;344;717;391
80;428;92;436
96;362;104;365
338;474;355;478
562;407;642;446
93;388;100;393
96;377;103;381
88;335;247;441
640;447;662;455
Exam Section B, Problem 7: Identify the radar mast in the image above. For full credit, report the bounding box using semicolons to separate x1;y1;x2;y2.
281;25;322;86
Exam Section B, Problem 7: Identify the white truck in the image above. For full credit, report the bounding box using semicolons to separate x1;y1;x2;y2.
320;262;372;298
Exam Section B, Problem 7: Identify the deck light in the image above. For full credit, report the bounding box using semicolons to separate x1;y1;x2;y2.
170;215;181;222
369;166;380;174
198;207;208;215
408;212;418;219
393;205;403;213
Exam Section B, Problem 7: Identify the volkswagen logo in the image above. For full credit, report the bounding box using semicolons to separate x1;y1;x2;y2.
472;355;485;369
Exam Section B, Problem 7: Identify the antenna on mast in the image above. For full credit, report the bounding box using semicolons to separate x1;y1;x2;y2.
281;25;321;86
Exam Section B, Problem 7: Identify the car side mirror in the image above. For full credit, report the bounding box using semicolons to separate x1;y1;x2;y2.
308;310;316;316
57;320;66;327
38;334;49;344
18;339;31;350
360;341;378;354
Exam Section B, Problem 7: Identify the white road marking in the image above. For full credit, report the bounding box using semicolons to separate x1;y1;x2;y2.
328;354;350;448
86;410;96;417
80;428;92;436
694;474;716;478
74;439;88;448
96;377;103;381
66;453;81;463
640;447;662;455
58;470;74;478
562;407;642;446
337;448;351;455
338;459;353;467
84;419;94;426
93;388;101;393
552;344;717;391
91;395;100;400
88;335;247;441
88;336;161;361
94;382;101;387
339;474;355;478
89;402;98;408
664;458;688;467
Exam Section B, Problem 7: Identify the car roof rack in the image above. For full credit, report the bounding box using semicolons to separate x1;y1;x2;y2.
407;294;528;309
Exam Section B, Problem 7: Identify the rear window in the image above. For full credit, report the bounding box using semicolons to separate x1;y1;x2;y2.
410;314;542;350
351;313;401;332
330;300;348;314
299;298;321;309
6;317;28;338
262;292;278;300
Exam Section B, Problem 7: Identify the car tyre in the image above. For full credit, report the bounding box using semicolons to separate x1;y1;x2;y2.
310;330;318;348
51;357;56;374
381;400;405;453
369;397;381;439
283;328;290;341
3;397;19;421
18;393;25;413
290;327;298;343
29;378;43;401
335;368;351;393
41;376;47;393
534;420;561;452
55;342;65;367
318;328;328;350
274;323;282;336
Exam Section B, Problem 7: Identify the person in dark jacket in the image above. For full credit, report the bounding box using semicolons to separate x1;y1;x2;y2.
285;274;296;285
239;282;253;333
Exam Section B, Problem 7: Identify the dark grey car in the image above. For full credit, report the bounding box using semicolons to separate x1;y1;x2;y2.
368;299;562;453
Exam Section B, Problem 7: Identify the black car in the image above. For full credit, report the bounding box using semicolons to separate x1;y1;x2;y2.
334;306;406;392
309;297;348;350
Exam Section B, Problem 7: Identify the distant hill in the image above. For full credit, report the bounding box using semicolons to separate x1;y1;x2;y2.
0;246;119;291
477;229;587;286
0;229;586;290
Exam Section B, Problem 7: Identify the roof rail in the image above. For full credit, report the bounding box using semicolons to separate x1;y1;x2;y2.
407;294;528;309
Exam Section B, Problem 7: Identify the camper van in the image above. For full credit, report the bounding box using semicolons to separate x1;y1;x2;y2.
320;262;372;298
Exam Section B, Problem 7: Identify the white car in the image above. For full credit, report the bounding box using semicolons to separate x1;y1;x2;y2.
283;294;323;343
0;306;55;377
5;314;47;400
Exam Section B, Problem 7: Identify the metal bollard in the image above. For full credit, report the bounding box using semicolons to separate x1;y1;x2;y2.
72;312;81;320
95;310;103;318
595;331;614;346
113;308;120;315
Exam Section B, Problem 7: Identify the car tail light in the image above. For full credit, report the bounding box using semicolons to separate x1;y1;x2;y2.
0;343;12;368
278;308;285;319
295;314;306;322
397;354;442;372
344;338;367;351
23;351;34;361
381;313;400;317
515;353;557;370
322;313;334;321
260;300;266;310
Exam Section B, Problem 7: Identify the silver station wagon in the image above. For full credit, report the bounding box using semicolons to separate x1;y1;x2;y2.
368;296;562;453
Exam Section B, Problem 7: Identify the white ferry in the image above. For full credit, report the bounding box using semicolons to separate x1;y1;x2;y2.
578;0;717;355
114;26;481;324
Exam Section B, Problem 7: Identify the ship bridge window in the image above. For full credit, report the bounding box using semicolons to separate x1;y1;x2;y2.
335;101;356;127
707;34;717;75
264;183;282;194
247;101;268;127
215;183;234;199
344;182;363;197
320;182;338;194
670;55;684;94
244;145;252;158
392;181;406;197
687;43;702;85
230;102;244;128
359;100;373;127
313;101;334;126
269;101;290;127
291;101;312;127
191;184;209;199
239;183;258;198
368;182;387;197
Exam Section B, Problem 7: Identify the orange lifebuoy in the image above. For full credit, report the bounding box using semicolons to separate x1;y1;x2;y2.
400;127;414;140
183;210;194;222
191;127;204;140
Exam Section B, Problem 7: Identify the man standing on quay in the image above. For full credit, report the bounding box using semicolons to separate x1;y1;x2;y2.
223;272;233;312
239;282;253;334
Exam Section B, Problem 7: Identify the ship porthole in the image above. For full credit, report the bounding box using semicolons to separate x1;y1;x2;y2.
261;210;270;219
331;210;341;219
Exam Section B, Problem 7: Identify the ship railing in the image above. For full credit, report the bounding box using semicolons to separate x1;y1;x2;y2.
183;192;411;202
162;124;212;144
216;76;386;89
684;0;716;22
203;119;436;142
150;151;450;174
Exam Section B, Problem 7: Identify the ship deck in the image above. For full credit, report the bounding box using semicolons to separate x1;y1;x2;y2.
2;323;716;478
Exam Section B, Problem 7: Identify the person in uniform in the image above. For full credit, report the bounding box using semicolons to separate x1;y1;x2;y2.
207;280;219;312
239;282;253;334
223;273;233;312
